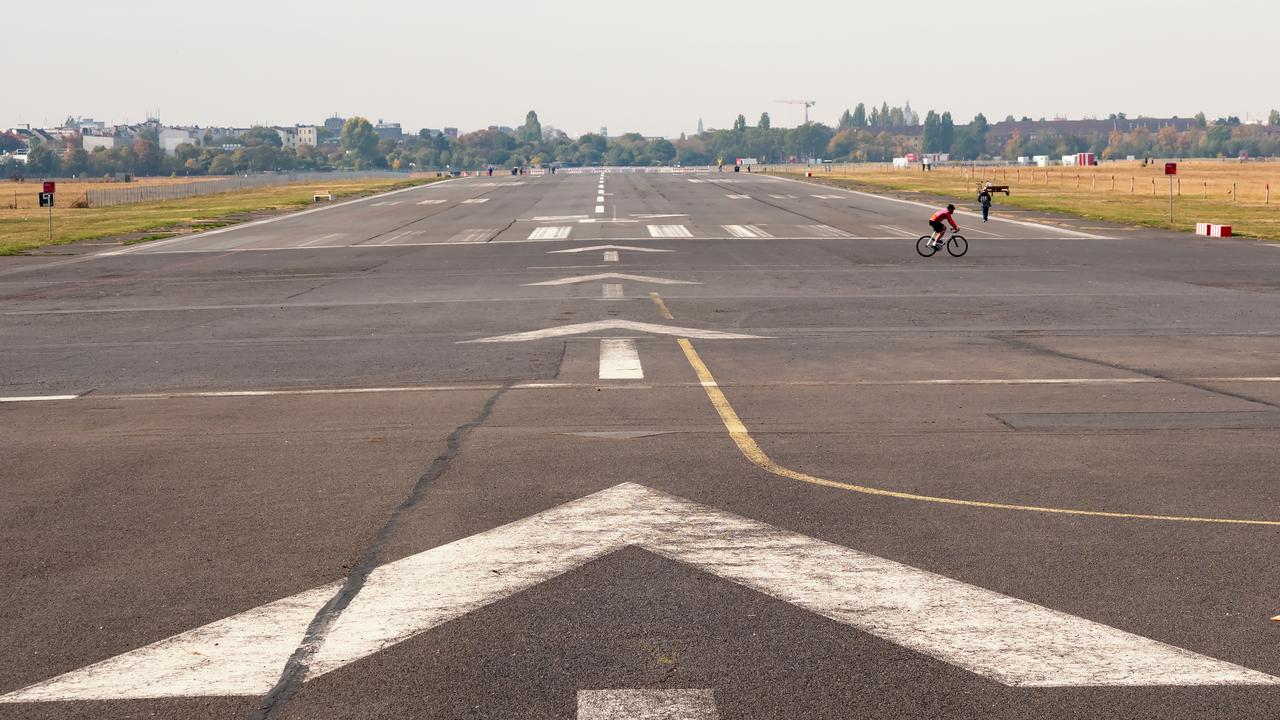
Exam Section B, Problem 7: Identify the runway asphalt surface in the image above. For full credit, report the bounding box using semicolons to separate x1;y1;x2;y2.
2;169;1280;719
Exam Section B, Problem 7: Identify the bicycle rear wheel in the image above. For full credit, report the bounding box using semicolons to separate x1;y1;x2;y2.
916;236;938;257
947;234;968;257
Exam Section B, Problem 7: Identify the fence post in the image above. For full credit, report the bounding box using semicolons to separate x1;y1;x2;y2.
1131;177;1135;193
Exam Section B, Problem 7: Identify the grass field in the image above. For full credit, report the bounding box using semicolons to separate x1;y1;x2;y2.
774;160;1280;241
0;176;440;255
1;176;224;211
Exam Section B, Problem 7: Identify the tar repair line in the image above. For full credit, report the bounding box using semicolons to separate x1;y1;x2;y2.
247;385;509;720
675;338;1280;528
5;482;1274;704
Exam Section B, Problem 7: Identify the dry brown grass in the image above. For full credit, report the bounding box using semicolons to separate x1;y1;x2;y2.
0;176;441;254
0;176;221;211
787;159;1280;239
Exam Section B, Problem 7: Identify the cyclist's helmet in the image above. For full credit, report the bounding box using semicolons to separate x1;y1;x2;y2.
947;204;956;212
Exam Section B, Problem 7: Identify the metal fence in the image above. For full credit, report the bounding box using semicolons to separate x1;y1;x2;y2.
83;171;410;207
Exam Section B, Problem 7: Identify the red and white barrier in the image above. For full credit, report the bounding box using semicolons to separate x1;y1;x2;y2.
1195;223;1233;238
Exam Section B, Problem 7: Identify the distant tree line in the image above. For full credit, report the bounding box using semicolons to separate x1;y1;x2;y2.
5;108;1280;178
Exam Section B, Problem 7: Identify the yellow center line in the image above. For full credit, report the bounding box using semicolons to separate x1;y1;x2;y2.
650;292;675;320
676;337;1280;528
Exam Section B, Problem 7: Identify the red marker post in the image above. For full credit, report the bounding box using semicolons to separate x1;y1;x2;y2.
40;181;56;241
1164;163;1177;223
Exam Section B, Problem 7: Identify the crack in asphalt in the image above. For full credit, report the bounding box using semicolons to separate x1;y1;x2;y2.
249;384;510;720
995;335;1280;410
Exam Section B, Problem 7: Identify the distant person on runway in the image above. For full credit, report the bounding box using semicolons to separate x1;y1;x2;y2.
978;186;992;222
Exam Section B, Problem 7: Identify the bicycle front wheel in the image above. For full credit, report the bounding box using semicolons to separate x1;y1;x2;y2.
916;236;938;257
947;235;968;257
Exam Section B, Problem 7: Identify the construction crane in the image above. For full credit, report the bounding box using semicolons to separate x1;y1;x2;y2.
776;99;817;125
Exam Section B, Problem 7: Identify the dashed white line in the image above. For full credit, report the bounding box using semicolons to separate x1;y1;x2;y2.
460;198;490;204
602;283;624;299
726;194;751;200
0;395;80;403
416;199;447;205
370;201;403;207
603;251;619;262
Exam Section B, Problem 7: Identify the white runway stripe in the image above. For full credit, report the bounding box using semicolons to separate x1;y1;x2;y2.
725;194;751;199
799;224;854;238
603;251;619;262
602;283;624;299
879;224;917;237
598;339;643;379
577;690;718;719
721;224;772;239
647;225;692;238
376;230;428;245
296;233;346;247
460;198;490;204
528;226;572;240
446;229;495;244
416;199;447;205
370;201;402;207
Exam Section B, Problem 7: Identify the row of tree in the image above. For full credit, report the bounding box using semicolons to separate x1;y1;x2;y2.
6;109;1280;179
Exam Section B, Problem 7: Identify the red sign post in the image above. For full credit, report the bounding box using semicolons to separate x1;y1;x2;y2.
1164;163;1177;176
39;182;56;241
1164;164;1177;222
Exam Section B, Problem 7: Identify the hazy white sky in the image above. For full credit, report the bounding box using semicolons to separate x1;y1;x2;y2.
8;0;1273;137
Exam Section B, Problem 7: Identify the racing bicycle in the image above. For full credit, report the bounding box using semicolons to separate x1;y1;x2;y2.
916;230;968;258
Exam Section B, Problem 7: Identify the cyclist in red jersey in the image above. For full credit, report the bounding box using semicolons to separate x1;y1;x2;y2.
928;204;958;248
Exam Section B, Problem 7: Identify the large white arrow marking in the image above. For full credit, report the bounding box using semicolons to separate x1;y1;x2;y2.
462;320;763;343
3;484;1275;703
547;246;675;254
524;273;698;287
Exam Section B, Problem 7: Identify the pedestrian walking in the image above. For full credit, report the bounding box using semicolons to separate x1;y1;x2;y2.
978;186;993;222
